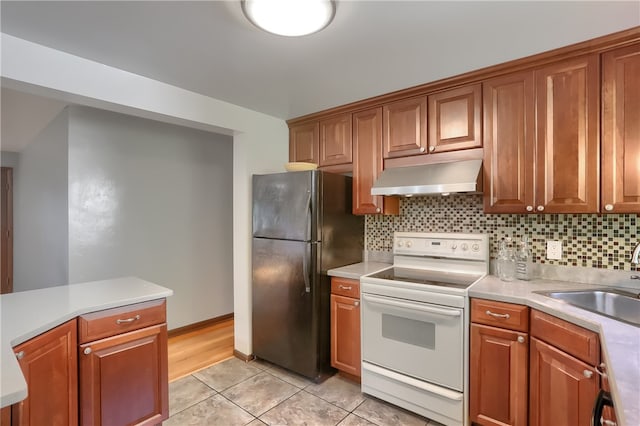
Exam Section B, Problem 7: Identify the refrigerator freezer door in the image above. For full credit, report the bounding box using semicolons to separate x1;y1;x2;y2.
252;171;316;241
252;238;323;379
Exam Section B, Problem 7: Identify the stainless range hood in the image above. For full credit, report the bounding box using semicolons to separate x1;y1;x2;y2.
371;159;482;196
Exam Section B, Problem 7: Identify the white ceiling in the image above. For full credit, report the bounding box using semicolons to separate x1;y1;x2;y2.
1;1;639;152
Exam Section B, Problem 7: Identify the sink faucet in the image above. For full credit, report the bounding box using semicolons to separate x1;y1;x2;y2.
632;241;640;265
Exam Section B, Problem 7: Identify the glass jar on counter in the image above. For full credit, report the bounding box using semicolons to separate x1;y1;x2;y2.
515;236;533;280
496;238;515;282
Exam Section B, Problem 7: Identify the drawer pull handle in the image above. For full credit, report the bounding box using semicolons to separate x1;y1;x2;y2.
338;285;353;290
354;301;360;307
485;310;510;319
116;314;140;324
84;347;92;355
15;351;24;360
583;370;593;379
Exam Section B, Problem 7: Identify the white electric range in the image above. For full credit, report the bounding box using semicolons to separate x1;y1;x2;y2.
360;232;489;426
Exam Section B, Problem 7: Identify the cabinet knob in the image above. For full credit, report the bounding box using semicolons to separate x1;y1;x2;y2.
354;301;360;307
429;146;436;152
604;204;613;211
84;347;92;355
526;205;534;212
15;351;24;360
537;205;545;212
419;147;425;153
517;336;525;343
583;370;593;379
595;363;607;378
375;207;381;213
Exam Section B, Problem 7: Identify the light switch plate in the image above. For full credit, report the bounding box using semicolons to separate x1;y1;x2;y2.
547;240;562;260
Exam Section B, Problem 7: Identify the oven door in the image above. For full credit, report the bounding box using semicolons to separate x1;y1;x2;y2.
362;293;464;391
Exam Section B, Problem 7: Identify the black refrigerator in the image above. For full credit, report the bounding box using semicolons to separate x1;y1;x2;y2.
252;170;363;381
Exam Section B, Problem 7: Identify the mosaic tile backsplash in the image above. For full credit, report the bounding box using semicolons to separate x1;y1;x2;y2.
365;195;639;272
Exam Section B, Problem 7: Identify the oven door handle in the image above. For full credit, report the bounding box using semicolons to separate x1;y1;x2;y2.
362;362;463;401
362;294;461;317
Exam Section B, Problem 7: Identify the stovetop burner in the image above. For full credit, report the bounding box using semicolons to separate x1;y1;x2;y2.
368;267;482;290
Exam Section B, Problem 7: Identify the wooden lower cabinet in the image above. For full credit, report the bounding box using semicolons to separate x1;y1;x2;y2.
471;302;613;426
11;319;78;426
470;324;528;426
79;324;168;426
330;278;361;378
529;337;599;426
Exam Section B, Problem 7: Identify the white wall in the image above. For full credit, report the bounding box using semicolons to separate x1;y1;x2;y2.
12;109;69;291
67;106;234;329
1;152;20;168
2;35;288;351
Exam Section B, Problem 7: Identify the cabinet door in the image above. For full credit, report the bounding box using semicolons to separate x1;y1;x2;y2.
12;319;78;426
289;122;319;164
79;324;168;426
383;96;427;158
600;366;618;426
602;42;640;213
428;84;482;153
483;72;535;213
529;337;599;426
319;114;352;167
470;324;528;426
330;294;361;377
535;54;600;213
353;108;383;214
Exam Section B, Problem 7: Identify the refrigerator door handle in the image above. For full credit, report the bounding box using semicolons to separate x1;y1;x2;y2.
303;243;311;293
304;190;312;241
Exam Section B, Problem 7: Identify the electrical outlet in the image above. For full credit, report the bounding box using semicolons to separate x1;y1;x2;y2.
547;240;562;260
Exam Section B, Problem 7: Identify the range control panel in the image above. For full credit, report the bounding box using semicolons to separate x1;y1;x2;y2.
393;232;489;261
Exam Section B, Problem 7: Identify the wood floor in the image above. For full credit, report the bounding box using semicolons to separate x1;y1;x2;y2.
167;317;234;382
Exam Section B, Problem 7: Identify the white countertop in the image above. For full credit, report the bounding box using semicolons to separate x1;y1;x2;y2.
0;277;173;408
327;262;392;280
469;275;640;426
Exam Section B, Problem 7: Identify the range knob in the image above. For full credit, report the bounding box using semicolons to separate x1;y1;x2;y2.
406;241;413;248
472;243;480;252
451;243;458;250
397;240;404;247
461;243;469;251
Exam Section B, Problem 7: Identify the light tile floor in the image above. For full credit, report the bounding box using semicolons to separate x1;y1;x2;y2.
164;357;443;426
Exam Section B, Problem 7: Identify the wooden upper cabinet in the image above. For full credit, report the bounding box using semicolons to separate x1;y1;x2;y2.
529;337;599;426
353;107;399;215
319;114;352;167
601;42;640;213
428;84;482;153
383;96;427;158
12;320;78;426
289;122;319;164
535;54;600;213
483;72;535;213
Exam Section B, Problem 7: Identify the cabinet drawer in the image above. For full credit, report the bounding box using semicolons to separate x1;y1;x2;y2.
331;277;360;299
471;298;529;332
79;299;166;344
530;309;599;365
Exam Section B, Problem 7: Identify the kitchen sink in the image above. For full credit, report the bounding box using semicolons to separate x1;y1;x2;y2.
535;288;640;327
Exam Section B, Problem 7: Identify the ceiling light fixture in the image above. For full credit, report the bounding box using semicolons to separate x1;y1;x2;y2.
241;0;336;37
